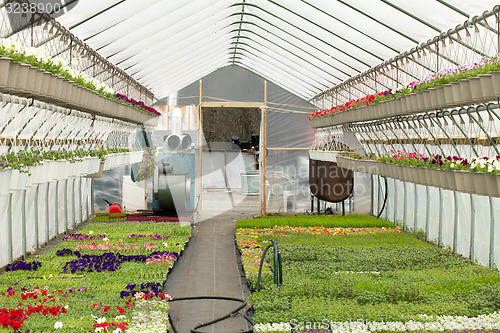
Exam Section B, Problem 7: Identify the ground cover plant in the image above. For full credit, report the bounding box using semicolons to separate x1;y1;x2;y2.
236;215;393;229
0;217;191;332
236;216;500;333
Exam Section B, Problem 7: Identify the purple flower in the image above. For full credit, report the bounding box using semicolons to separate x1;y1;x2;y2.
5;260;42;272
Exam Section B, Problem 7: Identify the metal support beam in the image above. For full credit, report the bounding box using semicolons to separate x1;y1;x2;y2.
79;178;83;224
54;181;59;238
21;190;26;259
414;183;418;235
453;191;459;252
470;194;476;262
7;193;13;264
45;183;50;245
402;181;407;231
438;187;443;247
393;179;397;224
72;178;76;228
34;185;39;250
64;179;68;233
370;175;374;216
425;185;430;242
489;196;496;268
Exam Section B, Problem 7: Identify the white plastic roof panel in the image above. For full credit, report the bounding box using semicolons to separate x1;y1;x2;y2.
44;0;500;101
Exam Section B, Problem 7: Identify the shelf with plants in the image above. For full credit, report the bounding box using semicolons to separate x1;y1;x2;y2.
310;57;500;128
0;148;143;194
0;40;160;125
336;151;500;197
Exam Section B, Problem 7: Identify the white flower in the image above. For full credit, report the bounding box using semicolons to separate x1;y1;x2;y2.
113;329;123;333
450;162;455;168
97;317;106;324
54;321;63;329
95;328;104;333
115;315;126;321
488;165;494;172
64;305;69;310
89;230;94;234
103;237;109;241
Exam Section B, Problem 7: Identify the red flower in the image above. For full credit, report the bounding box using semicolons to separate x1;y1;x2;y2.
116;306;125;314
49;307;59;316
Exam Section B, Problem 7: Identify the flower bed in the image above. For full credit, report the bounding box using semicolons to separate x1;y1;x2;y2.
0;216;191;332
236;216;500;333
92;213;193;223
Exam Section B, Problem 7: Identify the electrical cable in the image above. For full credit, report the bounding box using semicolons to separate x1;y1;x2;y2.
377;176;388;219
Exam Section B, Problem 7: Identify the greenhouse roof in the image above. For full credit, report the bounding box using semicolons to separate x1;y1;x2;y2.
54;0;499;101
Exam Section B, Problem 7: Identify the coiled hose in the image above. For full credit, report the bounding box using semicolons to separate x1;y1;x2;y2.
168;296;253;333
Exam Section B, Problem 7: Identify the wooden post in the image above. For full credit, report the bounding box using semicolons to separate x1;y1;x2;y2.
262;81;268;215
198;80;203;212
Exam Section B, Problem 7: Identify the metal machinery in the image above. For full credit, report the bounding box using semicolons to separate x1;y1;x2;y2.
153;108;197;213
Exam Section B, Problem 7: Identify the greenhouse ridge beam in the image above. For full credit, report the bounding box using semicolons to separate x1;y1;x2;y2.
228;19;350;80
231;0;246;65
229;3;369;70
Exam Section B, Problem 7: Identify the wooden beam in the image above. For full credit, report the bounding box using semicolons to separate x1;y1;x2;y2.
262;81;267;216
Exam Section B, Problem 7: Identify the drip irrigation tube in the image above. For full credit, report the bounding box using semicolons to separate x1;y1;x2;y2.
168;296;253;333
377;176;388;219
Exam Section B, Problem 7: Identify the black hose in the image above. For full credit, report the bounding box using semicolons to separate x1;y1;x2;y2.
255;243;273;292
377;176;388;219
168;296;253;333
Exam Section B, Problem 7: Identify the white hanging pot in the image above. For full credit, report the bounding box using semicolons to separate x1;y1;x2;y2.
458;79;473;104
422;90;432;110
442;84;455;107
0;57;11;89
48;160;61;181
479;73;496;101
13;63;30;94
31;67;44;98
0;169;13;195
10;169;28;191
87;157;100;174
428;88;439;109
490;71;500;97
23;65;38;96
434;86;446;109
78;159;88;176
415;92;426;112
450;81;464;105
3;61;19;93
468;76;484;102
103;154;113;171
32;162;46;184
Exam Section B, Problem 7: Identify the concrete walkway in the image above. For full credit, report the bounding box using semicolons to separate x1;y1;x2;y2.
165;191;259;333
